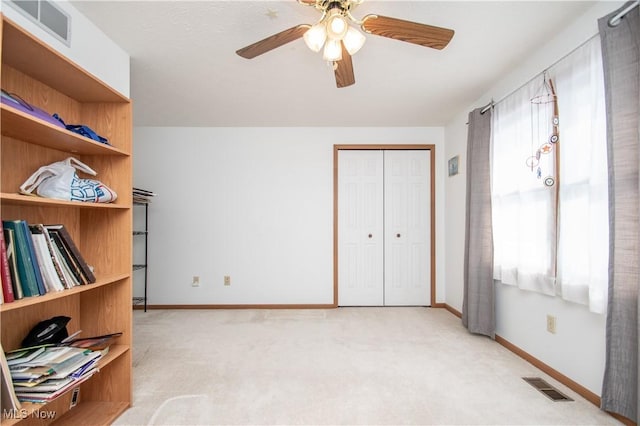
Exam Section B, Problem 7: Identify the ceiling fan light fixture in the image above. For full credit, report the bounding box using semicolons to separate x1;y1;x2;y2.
323;39;343;62
326;13;348;40
343;26;366;55
303;22;327;52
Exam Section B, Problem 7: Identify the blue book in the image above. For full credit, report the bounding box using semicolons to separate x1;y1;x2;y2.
2;221;41;297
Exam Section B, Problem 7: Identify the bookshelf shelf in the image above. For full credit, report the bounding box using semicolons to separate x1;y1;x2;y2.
48;401;130;426
1;104;130;157
3;401;129;426
0;193;130;209
1;17;127;103
0;345;130;426
97;344;129;370
1;14;132;425
0;273;130;312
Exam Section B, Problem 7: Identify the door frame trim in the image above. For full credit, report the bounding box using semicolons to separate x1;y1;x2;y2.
333;144;437;306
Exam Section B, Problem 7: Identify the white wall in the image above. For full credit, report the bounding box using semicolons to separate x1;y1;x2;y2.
1;0;130;97
444;1;624;396
133;127;445;305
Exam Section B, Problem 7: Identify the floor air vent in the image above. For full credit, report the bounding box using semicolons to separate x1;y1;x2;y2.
523;377;574;402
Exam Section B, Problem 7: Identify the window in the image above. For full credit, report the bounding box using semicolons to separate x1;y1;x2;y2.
491;37;608;313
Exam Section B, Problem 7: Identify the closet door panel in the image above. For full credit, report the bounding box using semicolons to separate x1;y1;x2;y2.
384;150;431;306
338;150;384;306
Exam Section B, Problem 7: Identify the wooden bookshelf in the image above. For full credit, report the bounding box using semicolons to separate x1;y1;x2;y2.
0;14;132;425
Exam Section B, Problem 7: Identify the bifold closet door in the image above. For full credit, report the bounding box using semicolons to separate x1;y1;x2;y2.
384;150;431;306
338;149;431;306
337;150;385;306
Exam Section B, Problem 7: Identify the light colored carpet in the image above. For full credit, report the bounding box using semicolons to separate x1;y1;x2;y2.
114;307;620;425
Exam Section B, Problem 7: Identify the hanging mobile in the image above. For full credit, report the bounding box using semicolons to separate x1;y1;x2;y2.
528;71;559;187
539;143;554;154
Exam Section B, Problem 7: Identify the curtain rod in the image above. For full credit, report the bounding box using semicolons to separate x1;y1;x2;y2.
467;33;596;122
608;0;639;26
476;31;599;116
468;1;638;122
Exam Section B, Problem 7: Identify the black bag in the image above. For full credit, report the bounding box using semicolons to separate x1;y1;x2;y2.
22;316;71;348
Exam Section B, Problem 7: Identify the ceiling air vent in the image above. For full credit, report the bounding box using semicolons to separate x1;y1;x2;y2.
8;0;71;46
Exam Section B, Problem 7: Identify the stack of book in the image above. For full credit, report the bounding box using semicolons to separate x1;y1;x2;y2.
0;343;21;413
0;221;96;304
0;332;121;410
133;187;156;204
6;345;103;403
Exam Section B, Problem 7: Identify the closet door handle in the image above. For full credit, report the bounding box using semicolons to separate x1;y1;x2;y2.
368;234;373;238
396;233;401;238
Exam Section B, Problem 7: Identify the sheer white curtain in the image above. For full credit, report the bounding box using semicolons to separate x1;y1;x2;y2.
551;37;608;313
492;76;557;296
492;37;609;313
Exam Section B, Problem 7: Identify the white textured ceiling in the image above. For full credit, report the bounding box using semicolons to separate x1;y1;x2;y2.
70;1;596;127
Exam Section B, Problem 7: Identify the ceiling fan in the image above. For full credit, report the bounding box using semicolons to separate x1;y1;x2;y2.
236;0;454;88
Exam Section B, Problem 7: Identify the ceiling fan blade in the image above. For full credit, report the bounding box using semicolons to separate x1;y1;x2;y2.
361;15;454;50
334;42;355;88
236;24;311;59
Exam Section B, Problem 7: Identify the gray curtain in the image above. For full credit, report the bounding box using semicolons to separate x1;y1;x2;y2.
462;107;495;338
599;2;640;423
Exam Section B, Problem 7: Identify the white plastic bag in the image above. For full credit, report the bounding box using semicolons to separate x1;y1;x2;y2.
20;157;117;203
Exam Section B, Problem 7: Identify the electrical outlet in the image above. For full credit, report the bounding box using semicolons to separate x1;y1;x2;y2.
546;315;556;334
224;275;231;286
192;276;200;287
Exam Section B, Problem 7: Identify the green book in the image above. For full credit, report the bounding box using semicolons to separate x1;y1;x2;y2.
2;221;40;297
